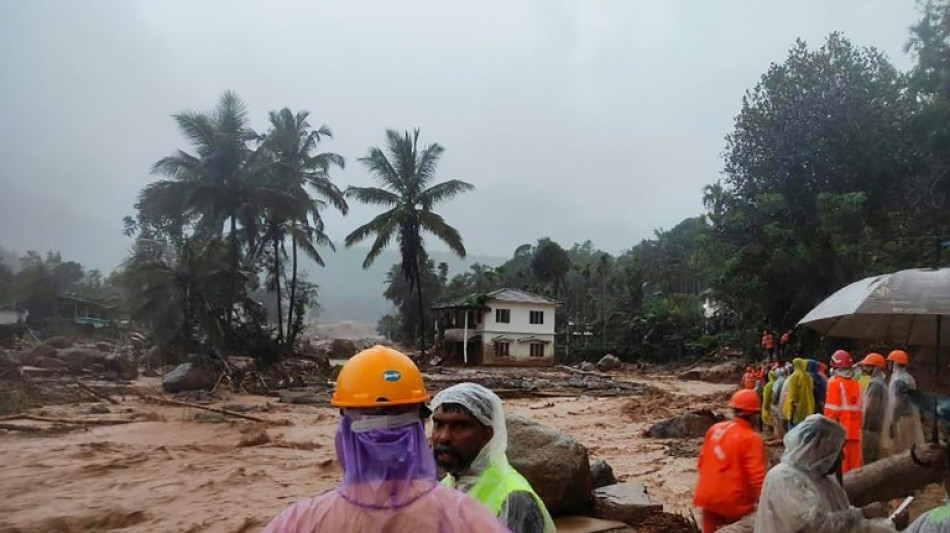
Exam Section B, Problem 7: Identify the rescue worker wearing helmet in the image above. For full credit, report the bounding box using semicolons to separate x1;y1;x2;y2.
823;350;863;473
882;349;925;456
859;353;888;465
262;346;509;533
693;389;766;532
431;383;556;533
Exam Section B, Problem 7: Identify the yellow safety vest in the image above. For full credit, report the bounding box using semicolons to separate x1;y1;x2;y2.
442;461;556;533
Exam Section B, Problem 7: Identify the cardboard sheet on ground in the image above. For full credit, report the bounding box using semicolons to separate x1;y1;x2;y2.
555;515;630;533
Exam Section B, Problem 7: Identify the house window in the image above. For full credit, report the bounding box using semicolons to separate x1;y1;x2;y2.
530;343;545;357
529;311;544;325
495;341;511;357
495;308;511;323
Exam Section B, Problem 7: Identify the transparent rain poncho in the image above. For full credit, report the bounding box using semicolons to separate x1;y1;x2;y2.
262;409;510;533
432;383;556;533
754;415;895;533
881;365;925;456
906;503;950;532
862;368;889;465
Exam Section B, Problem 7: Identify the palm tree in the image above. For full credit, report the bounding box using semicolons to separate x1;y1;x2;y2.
137;91;258;323
258;108;346;345
345;129;474;350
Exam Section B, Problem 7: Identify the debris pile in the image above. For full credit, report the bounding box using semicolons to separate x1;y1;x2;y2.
425;366;647;398
644;409;724;439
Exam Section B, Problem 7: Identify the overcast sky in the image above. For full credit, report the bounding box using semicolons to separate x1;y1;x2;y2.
0;0;921;272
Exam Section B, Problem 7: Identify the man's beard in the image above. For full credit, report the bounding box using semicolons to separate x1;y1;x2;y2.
433;444;465;473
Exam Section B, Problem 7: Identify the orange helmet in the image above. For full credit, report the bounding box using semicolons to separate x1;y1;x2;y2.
887;350;909;366
730;389;761;413
859;353;886;369
830;350;853;369
331;345;430;408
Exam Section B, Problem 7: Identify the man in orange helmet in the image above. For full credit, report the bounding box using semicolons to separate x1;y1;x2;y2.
823;350;863;473
693;389;767;532
858;353;888;464
883;349;925;455
263;346;509;533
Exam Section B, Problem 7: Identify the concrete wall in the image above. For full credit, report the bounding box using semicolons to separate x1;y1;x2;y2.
481;301;555;335
0;309;26;326
481;332;555;366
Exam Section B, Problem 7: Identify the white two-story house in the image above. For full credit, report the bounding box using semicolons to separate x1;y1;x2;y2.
433;288;558;366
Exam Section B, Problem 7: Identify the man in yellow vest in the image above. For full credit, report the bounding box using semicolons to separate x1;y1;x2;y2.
432;383;556;533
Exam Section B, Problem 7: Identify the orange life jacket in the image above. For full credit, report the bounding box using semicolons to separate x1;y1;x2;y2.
824;375;863;440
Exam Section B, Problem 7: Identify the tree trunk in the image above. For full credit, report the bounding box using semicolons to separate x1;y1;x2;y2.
415;256;427;353
228;215;239;324
287;231;298;344
718;446;946;533
273;237;283;345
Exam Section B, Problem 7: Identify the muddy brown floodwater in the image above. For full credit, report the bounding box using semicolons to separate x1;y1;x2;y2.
4;372;933;532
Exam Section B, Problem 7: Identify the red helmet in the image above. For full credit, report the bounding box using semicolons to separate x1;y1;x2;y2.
830;349;853;369
730;389;761;413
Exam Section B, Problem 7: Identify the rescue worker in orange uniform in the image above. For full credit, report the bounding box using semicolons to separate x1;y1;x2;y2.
823;349;863;473
693;389;767;532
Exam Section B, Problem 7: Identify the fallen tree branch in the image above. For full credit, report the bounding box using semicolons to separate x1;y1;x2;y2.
0;422;45;432
683;348;719;372
555;365;612;379
0;414;135;425
139;395;270;423
76;381;119;405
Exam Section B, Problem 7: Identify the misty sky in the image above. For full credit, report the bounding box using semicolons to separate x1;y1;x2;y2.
0;1;921;273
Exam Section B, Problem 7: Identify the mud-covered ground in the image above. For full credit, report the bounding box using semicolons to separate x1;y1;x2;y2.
0;370;941;532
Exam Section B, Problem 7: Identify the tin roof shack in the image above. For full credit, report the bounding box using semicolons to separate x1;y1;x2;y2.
433;288;558;367
53;294;122;331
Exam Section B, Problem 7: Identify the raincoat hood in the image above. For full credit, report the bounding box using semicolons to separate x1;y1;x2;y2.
793;358;808;373
432;383;557;533
431;383;508;478
782;414;845;476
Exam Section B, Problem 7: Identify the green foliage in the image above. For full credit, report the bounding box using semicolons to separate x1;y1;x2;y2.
531;238;570;298
345;129;474;349
701;32;936;333
124;93;343;361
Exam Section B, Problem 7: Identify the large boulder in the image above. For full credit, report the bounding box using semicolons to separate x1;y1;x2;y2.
507;415;592;516
43;336;74;349
596;354;622;372
591;459;618;489
29;342;58;362
105;354;138;380
592;482;663;526
645;409;723;439
59;347;110;374
298;341;331;372
329;339;358;359
162;363;219;393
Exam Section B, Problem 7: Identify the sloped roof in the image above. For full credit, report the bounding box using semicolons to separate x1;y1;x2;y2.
432;288;558;310
485;288;558;306
432;293;490;310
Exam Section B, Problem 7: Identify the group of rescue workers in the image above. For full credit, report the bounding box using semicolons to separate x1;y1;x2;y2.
259;343;943;533
696;346;938;533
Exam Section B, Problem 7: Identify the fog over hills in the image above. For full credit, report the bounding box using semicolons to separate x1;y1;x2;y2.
303;245;504;325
